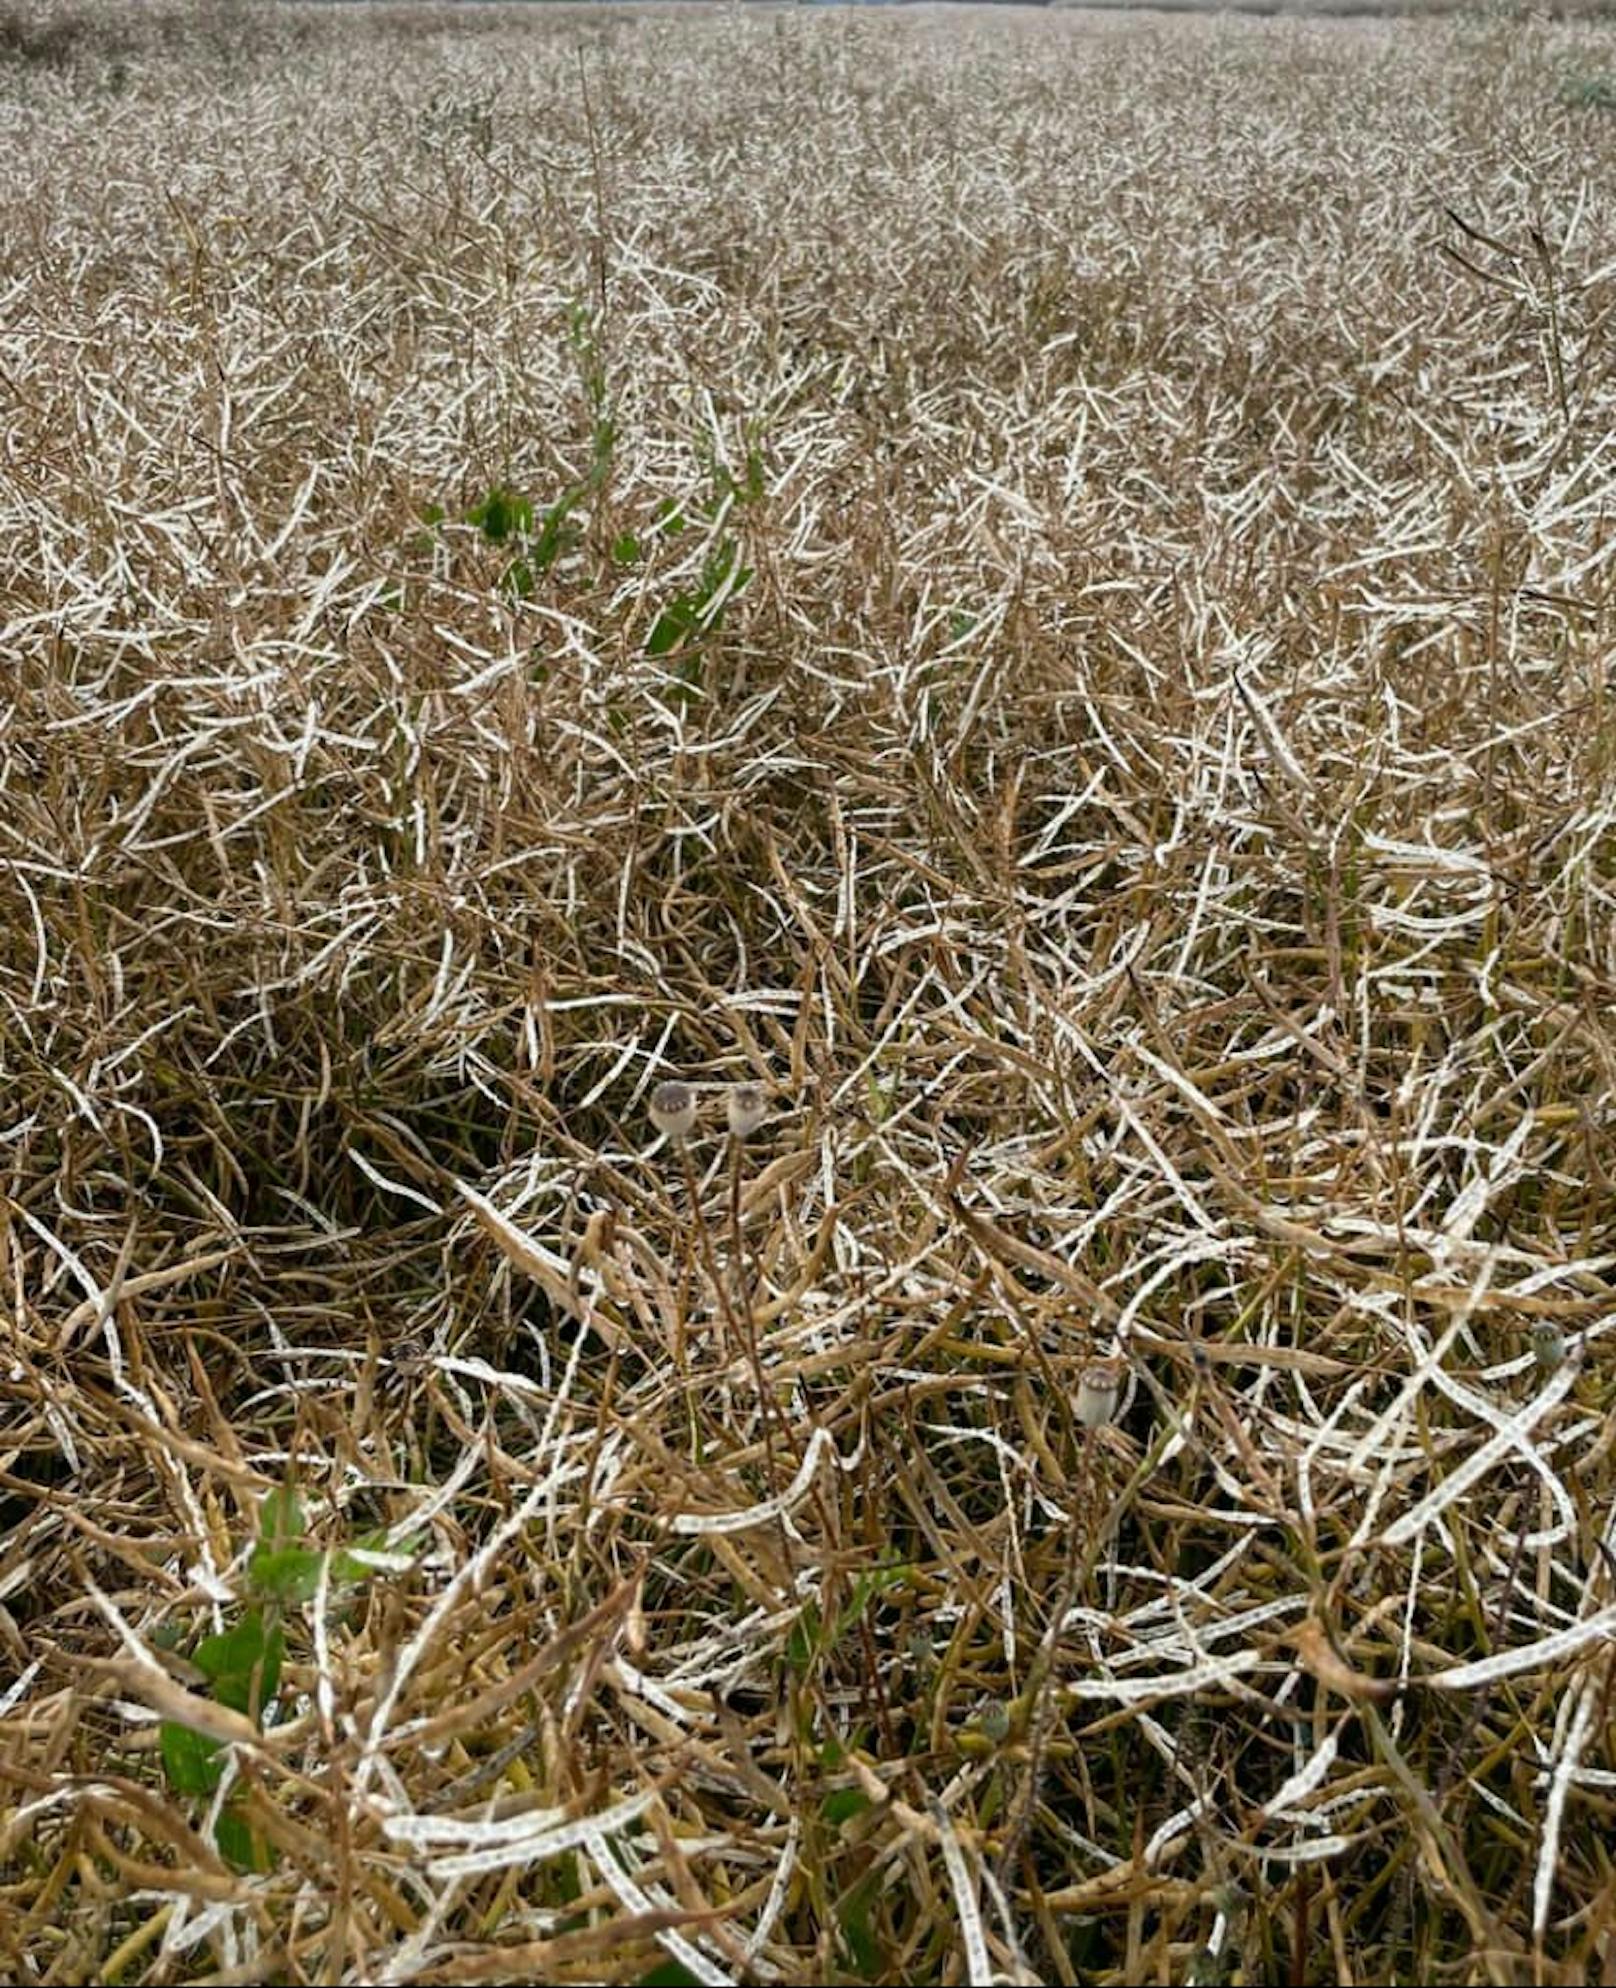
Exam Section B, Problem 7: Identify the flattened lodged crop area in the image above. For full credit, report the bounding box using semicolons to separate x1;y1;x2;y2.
2;3;1616;1981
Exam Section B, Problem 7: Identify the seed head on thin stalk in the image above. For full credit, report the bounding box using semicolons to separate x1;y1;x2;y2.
647;1077;701;1374
724;1079;799;1479
649;1080;697;1144
1075;1357;1125;1430
1531;1322;1567;1377
650;1075;759;1390
727;1083;769;1141
724;1081;770;1332
1000;1346;1126;1889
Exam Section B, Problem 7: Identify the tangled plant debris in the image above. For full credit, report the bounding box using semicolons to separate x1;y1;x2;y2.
2;3;1616;1983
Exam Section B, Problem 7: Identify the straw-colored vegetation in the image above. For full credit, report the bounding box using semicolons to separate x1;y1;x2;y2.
3;1;1616;1981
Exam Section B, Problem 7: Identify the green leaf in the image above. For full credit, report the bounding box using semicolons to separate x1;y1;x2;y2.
821;1786;870;1826
588;418;616;488
257;1487;304;1555
837;1558;910;1639
646;594;701;658
786;1602;821;1675
636;1965;700;1988
160;1606;285;1801
249;1545;324;1607
1563;74;1616;111
645;539;748;663
660;655;706;713
837;1870;882;1979
611;533;641;565
193;1610;283;1721
467;487;532;546
160;1719;223;1797
250;1488;312;1601
215;1804;276;1874
647;539;751;675
530;492;581;572
695;540;750;614
501;556;536;600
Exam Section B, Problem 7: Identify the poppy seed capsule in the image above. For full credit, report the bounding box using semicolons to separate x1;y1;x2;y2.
1075;1358;1124;1430
649;1081;697;1143
727;1083;769;1140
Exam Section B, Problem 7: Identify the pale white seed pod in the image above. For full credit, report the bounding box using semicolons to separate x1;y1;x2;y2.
1075;1358;1124;1430
649;1080;697;1143
727;1083;769;1140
